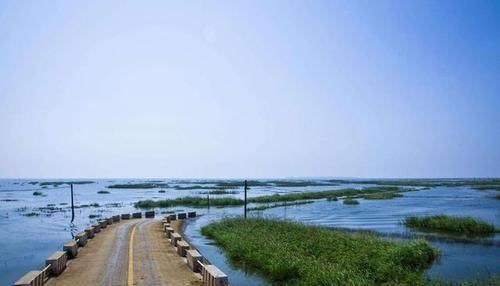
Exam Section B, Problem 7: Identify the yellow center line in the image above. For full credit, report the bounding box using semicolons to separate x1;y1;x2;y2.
128;224;137;286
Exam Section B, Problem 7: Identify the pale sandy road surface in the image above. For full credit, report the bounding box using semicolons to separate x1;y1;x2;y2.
47;219;202;286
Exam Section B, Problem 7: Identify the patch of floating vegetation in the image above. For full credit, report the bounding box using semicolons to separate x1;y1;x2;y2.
79;203;100;208
202;218;438;285
248;200;314;211
330;178;500;189
107;183;169;189
32;191;44;196
248;186;410;203
404;215;497;235
363;192;403;200
0;199;19;202
135;196;243;208
267;180;338;187
199;190;240;195
22;212;40;217
59;202;68;205
158;190;166;193
38;181;94;186
343;198;359;205
326;196;338;201
473;185;500;191
135;187;411;208
88;214;101;219
172;185;216;190
97;190;110;194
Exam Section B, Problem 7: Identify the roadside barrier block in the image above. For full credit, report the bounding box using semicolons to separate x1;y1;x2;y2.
106;218;113;225
145;211;155;218
165;227;175;238
132;212;142;219
121;213;131;220
92;224;101;233
13;270;44;286
170;233;182;247
85;227;95;238
112;215;120;222
75;232;88;247
186;249;203;272
177;240;190;257
202;264;228;286
177;213;187;220
63;240;78;258
98;220;107;228
46;251;67;276
163;223;171;232
168;214;177;222
188;211;196;218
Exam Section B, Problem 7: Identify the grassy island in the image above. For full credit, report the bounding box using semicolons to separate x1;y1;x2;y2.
404;215;496;235
134;196;243;208
202;218;438;285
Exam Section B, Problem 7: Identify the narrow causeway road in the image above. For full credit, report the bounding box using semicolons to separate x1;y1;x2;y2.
47;220;202;286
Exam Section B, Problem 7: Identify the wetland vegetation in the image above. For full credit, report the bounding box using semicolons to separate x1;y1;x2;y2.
404;215;497;235
248;201;314;211
107;183;169;189
134;196;243;208
201;218;438;285
343;198;360;205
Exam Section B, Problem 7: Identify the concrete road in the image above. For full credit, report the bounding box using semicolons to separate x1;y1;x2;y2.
47;219;202;286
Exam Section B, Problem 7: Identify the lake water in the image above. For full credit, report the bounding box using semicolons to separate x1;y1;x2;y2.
0;179;498;285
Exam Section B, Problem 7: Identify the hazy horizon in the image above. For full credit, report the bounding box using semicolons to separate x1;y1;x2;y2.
1;1;499;178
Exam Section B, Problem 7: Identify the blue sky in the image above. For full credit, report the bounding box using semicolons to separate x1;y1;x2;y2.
0;1;499;178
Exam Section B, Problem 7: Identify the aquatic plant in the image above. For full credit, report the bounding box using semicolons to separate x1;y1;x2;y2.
97;190;110;194
248;187;411;203
33;191;43;196
248;200;314;211
39;181;94;186
158;190;166;193
88;214;100;219
326;196;338;201
22;212;40;217
200;190;239;195
267;180;338;187
343;198;359;205
107;183;169;189
404;215;496;235
202;218;438;285
134;196;243;208
363;192;403;200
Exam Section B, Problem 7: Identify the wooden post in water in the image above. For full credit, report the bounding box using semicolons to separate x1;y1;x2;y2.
244;180;248;219
207;194;210;209
70;183;75;222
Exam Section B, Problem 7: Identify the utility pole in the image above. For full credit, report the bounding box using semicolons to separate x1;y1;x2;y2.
244;180;248;219
70;183;75;223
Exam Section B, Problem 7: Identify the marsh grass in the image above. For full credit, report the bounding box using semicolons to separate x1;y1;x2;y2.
39;181;94;186
134;196;243;208
202;218;438;285
107;183;169;189
363;192;403;200
32;191;43;196
343;198;359;205
248;187;410;204
404;215;496;235
248;200;314;211
97;190;110;194
200;190;239;195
